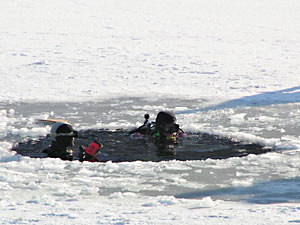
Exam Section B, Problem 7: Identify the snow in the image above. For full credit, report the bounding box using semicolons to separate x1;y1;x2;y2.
1;0;300;224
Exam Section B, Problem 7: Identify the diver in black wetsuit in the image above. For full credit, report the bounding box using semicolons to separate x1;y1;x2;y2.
43;122;102;162
128;114;152;135
42;122;78;161
130;111;182;137
129;111;184;153
152;111;182;151
153;111;180;139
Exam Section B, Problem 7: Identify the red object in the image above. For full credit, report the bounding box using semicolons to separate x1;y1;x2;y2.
84;142;102;156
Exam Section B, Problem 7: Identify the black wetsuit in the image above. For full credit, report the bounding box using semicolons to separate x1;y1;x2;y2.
43;143;74;161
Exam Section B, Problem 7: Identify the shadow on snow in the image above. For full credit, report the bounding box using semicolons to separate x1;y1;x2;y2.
175;177;300;204
176;86;300;114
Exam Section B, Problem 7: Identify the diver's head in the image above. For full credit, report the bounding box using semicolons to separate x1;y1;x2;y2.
50;122;78;147
144;114;150;120
155;111;179;137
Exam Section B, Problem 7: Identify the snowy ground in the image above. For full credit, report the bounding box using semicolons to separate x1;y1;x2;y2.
1;0;300;224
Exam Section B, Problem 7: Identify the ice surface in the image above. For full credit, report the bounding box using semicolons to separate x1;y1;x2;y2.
1;0;300;224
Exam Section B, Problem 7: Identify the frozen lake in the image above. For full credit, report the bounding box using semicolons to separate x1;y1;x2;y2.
1;0;300;223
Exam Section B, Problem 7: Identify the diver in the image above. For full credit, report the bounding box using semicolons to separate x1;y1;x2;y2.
152;111;185;151
42;122;77;160
43;122;102;162
129;113;152;135
130;111;185;146
153;111;181;139
143;113;152;128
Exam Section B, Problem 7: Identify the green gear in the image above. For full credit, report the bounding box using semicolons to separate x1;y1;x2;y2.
154;131;160;137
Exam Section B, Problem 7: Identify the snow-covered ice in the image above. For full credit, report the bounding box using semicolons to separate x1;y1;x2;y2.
1;0;300;224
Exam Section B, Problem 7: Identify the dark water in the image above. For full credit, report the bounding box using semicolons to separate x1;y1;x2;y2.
12;129;272;162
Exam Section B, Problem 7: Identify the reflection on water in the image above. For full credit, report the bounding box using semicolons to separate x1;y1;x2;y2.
12;129;272;162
